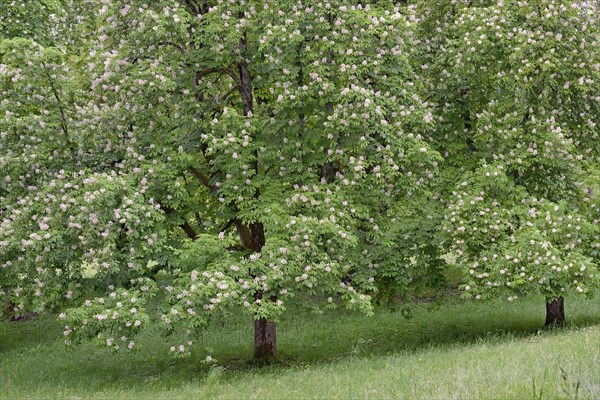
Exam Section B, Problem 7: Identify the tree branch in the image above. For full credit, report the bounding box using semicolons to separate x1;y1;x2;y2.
188;166;215;191
42;63;76;161
179;221;198;240
161;205;198;240
219;219;236;233
159;41;187;56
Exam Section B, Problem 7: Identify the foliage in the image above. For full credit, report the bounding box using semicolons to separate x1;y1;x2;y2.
1;0;441;355
410;0;600;303
442;162;598;301
1;0;598;359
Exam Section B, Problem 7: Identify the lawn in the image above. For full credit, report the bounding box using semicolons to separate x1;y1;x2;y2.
1;294;599;399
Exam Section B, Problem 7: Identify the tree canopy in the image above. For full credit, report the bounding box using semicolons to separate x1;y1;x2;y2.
1;0;598;359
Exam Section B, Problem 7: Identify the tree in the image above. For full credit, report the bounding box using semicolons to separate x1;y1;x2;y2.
0;1;102;319
2;0;439;360
411;0;600;326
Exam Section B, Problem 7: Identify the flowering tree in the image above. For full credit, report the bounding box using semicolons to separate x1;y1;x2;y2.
412;0;600;325
0;11;85;317
4;1;597;365
1;1;439;360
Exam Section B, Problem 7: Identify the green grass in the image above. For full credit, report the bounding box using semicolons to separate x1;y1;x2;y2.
1;294;599;399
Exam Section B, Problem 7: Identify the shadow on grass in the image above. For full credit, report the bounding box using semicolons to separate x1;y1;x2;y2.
1;294;599;391
236;295;600;374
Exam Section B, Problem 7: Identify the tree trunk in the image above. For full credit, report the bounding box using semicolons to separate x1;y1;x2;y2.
254;317;276;361
545;297;565;327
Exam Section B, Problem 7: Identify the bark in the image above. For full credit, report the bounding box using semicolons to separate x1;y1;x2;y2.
188;166;214;191
235;220;254;249
238;31;253;117
545;296;565;327
179;221;198;241
44;66;76;161
320;162;335;183
236;23;276;362
460;87;477;153
2;302;38;322
250;222;265;251
161;205;198;240
254;317;276;361
2;301;16;320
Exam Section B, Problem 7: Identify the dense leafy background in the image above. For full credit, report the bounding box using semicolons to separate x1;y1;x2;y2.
1;0;598;357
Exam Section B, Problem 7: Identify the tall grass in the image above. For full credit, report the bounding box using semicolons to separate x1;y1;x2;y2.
1;294;599;399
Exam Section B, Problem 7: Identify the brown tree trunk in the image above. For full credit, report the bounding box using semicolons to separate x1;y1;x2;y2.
545;297;565;327
254;317;276;361
236;26;276;363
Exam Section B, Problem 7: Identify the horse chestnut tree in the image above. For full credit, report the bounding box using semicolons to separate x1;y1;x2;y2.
1;0;439;360
412;0;600;325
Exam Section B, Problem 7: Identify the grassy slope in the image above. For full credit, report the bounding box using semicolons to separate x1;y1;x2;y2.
0;294;599;399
